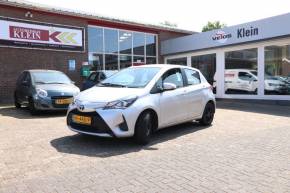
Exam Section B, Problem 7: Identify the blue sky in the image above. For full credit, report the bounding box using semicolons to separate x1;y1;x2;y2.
27;0;290;32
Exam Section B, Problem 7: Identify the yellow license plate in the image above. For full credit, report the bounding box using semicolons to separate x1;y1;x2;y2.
55;98;72;104
72;115;92;125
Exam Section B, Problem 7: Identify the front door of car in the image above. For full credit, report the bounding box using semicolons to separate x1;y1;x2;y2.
183;68;204;119
158;68;188;127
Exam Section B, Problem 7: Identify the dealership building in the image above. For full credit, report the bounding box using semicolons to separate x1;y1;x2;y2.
0;0;290;104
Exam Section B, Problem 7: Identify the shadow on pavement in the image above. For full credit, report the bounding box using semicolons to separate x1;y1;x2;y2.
50;122;209;158
217;101;290;117
0;106;67;119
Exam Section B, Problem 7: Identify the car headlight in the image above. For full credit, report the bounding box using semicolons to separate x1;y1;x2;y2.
36;88;48;98
104;96;138;110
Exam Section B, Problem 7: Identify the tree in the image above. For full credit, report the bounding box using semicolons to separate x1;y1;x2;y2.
159;21;178;28
202;21;226;32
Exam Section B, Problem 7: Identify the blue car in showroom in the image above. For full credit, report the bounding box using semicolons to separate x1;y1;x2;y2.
14;70;80;115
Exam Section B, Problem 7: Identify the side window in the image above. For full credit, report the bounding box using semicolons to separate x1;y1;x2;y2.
99;73;106;81
184;69;201;85
163;69;184;88
23;72;31;84
238;72;252;81
88;73;98;81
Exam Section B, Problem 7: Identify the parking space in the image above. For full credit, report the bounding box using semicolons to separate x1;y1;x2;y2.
0;102;290;193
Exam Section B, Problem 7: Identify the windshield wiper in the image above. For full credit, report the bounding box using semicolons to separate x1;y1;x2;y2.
99;83;127;87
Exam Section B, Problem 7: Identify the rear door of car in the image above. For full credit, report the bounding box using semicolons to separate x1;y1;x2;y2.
182;68;205;119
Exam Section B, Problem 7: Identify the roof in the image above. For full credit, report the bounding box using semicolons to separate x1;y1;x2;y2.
0;0;195;34
27;69;63;73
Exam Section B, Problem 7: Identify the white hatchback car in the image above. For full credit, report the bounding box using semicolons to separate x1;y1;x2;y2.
67;64;215;144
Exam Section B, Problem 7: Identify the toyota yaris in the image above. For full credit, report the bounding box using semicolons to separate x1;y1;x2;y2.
67;64;215;144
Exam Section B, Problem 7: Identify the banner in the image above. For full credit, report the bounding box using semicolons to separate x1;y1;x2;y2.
0;18;84;51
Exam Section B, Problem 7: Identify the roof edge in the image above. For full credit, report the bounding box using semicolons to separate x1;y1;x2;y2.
0;0;195;34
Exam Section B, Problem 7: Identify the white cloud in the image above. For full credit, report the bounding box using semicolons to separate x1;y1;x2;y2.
27;0;290;32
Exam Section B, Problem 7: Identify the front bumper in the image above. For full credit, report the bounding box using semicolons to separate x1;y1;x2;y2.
66;106;138;138
33;96;73;110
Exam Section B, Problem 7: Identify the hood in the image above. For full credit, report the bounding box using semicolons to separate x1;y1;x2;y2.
75;86;144;103
35;84;80;96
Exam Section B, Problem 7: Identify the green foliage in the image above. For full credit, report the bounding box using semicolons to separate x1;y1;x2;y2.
160;21;178;28
202;21;226;32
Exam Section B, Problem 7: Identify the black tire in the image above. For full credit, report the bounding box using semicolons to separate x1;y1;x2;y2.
134;111;153;145
14;93;21;109
28;98;38;115
199;102;215;126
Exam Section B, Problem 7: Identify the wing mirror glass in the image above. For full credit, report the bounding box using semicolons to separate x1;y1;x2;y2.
163;82;177;91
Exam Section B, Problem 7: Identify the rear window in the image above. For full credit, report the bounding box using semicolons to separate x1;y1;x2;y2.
184;69;201;85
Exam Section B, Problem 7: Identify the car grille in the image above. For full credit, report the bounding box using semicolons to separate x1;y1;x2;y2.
67;109;113;136
51;96;73;108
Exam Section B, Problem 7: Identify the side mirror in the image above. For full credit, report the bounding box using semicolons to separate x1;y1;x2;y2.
163;82;177;91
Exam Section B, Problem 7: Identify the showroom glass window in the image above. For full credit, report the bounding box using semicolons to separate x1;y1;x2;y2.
167;57;187;66
88;26;157;70
264;45;290;95
119;31;132;68
133;32;145;65
225;48;258;95
146;34;157;64
88;27;103;70
191;54;216;86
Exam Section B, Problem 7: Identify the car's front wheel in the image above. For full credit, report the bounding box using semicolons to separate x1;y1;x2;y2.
134;111;153;145
199;102;215;126
14;93;21;109
28;98;38;115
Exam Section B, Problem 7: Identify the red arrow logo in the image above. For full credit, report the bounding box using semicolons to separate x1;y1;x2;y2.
49;31;61;42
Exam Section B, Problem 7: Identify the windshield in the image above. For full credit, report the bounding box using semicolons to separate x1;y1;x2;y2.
100;67;160;88
31;71;72;84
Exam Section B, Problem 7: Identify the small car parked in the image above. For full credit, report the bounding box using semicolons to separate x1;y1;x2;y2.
14;70;80;115
82;70;117;90
67;64;215;144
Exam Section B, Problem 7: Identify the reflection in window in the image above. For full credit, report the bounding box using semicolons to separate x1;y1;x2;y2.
119;31;132;55
146;34;156;56
146;57;157;64
163;69;184;88
225;48;258;95
133;32;145;56
184;69;201;85
88;27;103;53
88;53;103;70
265;45;290;95
167;57;187;66
120;55;132;69
104;29;118;54
133;56;144;66
88;26;157;70
191;54;216;86
105;54;118;70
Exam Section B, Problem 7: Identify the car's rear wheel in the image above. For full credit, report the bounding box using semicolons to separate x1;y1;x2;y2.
134;111;153;145
28;98;38;115
14;93;21;109
199;102;215;126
